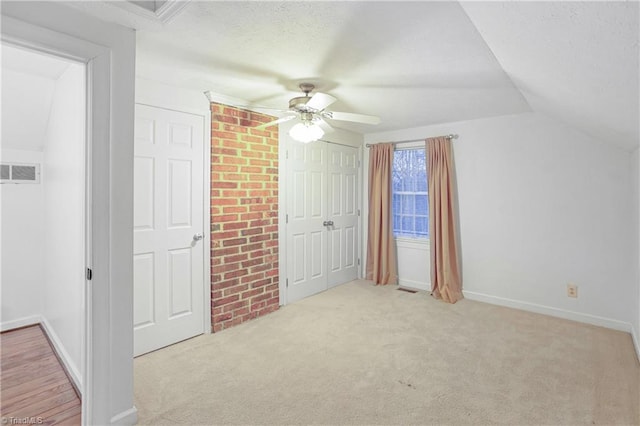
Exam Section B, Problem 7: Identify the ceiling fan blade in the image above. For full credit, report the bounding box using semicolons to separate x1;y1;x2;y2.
316;118;335;134
323;111;381;125
255;114;297;129
305;92;337;111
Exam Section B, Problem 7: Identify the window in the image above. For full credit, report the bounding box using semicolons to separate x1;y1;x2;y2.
392;148;428;239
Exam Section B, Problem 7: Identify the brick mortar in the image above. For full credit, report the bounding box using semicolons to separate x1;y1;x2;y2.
210;103;279;332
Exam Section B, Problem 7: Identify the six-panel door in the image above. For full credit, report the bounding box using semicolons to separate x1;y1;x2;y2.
133;105;205;356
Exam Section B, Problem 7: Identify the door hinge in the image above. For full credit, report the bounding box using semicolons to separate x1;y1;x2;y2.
357;209;360;217
86;268;93;280
357;258;360;266
286;214;289;224
286;278;289;288
357;160;361;168
286;150;289;159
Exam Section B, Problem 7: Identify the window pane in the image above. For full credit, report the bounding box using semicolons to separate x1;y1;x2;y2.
392;149;429;239
415;216;428;236
415;194;428;214
416;172;427;192
393;214;401;233
393;171;402;192
401;216;413;234
402;176;415;192
393;193;401;214
401;194;414;215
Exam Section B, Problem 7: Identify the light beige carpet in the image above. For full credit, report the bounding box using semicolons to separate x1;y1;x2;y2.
134;280;639;425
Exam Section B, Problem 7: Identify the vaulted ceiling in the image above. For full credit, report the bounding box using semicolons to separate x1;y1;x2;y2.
68;1;640;150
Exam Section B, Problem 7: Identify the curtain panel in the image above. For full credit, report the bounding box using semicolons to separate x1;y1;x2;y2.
366;143;398;285
426;137;463;303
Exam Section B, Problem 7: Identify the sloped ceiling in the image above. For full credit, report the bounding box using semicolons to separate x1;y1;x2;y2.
66;1;638;150
461;1;639;150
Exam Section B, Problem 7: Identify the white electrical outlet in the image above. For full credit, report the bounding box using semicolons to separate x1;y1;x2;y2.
567;283;578;298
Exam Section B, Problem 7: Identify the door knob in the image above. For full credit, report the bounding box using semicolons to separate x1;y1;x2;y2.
323;220;334;227
193;233;204;241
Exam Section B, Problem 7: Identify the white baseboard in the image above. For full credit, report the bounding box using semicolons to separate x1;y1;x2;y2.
110;406;138;425
462;290;632;333
1;315;42;331
39;317;82;394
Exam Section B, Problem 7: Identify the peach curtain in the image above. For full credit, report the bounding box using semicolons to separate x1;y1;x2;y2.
366;143;398;285
427;137;462;303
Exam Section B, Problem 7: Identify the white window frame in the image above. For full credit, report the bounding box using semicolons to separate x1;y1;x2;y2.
392;143;429;243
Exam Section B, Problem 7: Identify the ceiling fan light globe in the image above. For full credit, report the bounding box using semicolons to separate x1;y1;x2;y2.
289;122;324;143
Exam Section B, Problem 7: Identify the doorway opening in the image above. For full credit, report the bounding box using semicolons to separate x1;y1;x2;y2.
0;42;87;423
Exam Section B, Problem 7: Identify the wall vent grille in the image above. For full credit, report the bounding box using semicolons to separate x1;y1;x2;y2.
0;163;41;184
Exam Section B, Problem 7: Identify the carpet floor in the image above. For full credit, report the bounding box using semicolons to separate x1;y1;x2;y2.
134;280;639;425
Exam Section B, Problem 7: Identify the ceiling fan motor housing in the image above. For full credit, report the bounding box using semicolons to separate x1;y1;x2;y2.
289;96;313;112
289;83;317;112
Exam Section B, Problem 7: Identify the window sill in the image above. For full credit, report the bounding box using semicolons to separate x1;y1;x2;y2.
395;237;430;249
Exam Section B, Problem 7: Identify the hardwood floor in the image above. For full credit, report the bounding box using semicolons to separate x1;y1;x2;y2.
1;325;81;425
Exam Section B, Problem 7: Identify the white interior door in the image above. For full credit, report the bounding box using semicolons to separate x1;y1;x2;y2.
133;104;205;356
286;141;328;303
286;141;359;303
327;144;359;287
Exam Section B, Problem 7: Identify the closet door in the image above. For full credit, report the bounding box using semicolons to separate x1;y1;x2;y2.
286;141;359;304
327;144;359;287
286;141;328;303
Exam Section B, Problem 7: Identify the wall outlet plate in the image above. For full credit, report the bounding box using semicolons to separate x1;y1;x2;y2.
567;283;578;298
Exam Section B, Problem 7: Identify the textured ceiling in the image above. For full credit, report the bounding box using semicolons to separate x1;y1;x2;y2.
134;1;530;134
67;1;638;150
461;1;639;150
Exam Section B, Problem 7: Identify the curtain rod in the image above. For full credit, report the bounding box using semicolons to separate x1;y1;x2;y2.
365;134;458;148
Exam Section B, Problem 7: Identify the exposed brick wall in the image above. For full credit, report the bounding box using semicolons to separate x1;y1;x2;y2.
210;103;279;332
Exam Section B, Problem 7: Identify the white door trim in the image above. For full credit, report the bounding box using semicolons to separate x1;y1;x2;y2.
1;15;134;425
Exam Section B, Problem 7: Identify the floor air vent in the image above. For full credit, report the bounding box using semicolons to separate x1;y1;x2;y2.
397;287;418;293
0;163;41;184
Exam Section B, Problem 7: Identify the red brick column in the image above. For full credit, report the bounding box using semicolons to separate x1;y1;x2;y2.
210;103;279;332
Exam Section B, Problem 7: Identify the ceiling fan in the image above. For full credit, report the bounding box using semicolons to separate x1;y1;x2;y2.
256;83;381;143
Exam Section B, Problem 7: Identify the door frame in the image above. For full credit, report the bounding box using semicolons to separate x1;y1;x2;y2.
1;15;123;425
278;125;365;306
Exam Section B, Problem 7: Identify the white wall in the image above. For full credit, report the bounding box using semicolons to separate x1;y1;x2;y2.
1;69;57;151
136;76;210;113
42;62;85;387
0;149;45;328
395;238;430;291
365;112;636;330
